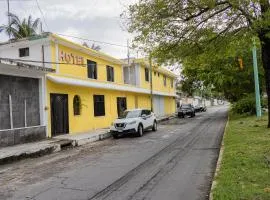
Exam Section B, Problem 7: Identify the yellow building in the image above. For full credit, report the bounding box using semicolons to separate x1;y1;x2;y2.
0;33;177;137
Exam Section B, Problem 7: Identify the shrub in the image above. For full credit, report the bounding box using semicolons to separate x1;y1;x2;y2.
232;94;257;115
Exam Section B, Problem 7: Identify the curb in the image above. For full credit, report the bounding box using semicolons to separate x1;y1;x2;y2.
74;131;111;146
209;116;230;200
0;143;60;165
157;114;176;122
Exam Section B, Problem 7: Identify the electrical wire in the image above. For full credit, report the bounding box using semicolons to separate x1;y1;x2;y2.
35;0;49;31
0;57;124;67
56;33;130;48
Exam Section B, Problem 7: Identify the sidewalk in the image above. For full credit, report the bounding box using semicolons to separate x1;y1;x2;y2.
0;114;175;165
0;139;61;165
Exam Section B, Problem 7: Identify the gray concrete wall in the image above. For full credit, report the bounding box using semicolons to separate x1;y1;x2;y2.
0;126;46;147
0;74;40;129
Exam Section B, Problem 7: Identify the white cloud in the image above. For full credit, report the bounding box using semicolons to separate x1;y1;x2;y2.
0;0;138;58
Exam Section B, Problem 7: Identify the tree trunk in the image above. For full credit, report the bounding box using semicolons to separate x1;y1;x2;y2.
259;34;270;128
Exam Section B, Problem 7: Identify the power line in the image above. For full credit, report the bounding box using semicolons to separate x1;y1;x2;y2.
0;57;123;67
35;0;49;31
56;33;129;48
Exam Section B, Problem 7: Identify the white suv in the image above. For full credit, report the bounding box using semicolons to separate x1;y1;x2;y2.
110;109;157;138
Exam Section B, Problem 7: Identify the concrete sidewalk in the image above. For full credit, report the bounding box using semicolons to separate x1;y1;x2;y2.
0;114;175;165
0;139;62;165
55;128;111;146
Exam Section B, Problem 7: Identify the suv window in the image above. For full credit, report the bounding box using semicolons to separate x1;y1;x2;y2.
142;110;151;116
121;110;141;118
181;104;192;109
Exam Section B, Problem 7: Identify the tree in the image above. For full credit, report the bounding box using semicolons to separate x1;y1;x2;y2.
0;12;40;39
124;0;270;127
182;34;265;101
82;42;101;51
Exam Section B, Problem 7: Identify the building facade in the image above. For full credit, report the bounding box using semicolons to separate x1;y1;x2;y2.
0;33;177;139
0;58;54;147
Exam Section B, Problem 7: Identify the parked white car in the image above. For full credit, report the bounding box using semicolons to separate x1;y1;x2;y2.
110;109;157;138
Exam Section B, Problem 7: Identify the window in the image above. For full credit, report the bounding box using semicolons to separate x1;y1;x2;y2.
73;95;81;115
106;65;114;82
163;75;167;86
158;73;160;77
171;79;174;88
141;109;151;116
87;60;97;79
145;68;149;82
93;95;105;116
154;71;156;76
19;47;29;57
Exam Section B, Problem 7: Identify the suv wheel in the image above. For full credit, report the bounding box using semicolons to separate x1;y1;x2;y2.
152;121;157;131
137;124;143;137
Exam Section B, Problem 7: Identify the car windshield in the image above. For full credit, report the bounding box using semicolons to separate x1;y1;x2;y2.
181;105;191;109
119;110;141;118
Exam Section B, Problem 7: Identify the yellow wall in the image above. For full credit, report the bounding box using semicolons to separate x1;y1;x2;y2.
52;42;123;84
139;65;176;95
140;66;150;90
164;96;176;115
137;95;151;109
46;80;152;137
46;38;176;136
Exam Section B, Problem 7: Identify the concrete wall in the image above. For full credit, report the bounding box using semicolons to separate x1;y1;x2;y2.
0;126;46;147
0;39;52;69
0;74;40;130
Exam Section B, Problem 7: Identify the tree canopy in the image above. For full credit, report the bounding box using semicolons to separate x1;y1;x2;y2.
123;0;270;127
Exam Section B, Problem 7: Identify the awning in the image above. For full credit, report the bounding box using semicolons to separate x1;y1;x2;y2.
47;75;177;97
0;58;55;78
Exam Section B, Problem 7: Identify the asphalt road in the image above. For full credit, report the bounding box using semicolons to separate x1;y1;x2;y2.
0;105;228;200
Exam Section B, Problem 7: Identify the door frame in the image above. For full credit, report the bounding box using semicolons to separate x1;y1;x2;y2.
117;97;127;117
50;93;69;136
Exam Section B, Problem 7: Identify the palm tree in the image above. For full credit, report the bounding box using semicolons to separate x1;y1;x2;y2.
82;42;101;51
90;43;101;51
0;12;40;39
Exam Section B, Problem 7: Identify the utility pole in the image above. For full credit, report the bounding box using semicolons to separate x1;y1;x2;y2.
7;0;11;40
40;22;43;33
127;39;130;65
127;40;131;83
149;53;153;111
252;38;262;117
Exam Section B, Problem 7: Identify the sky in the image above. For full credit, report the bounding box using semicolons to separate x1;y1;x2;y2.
0;0;138;59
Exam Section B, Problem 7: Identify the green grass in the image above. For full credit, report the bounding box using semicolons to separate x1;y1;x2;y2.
213;113;270;200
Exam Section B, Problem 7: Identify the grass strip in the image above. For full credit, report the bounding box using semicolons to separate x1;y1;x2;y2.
213;113;270;200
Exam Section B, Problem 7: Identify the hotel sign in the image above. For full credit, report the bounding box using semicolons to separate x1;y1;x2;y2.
59;50;84;65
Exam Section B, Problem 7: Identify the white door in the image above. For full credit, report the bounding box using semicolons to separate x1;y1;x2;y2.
159;97;165;116
153;96;165;117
